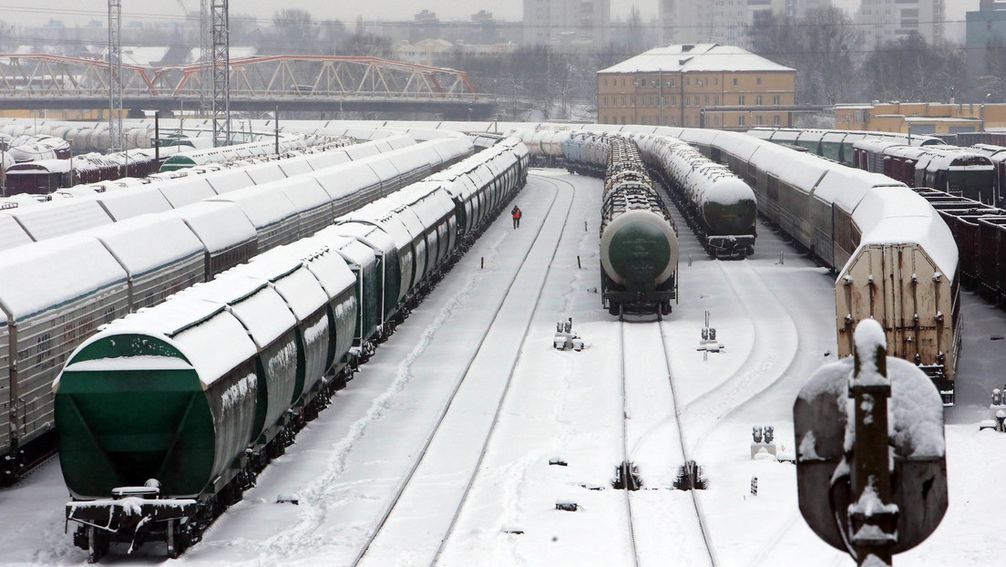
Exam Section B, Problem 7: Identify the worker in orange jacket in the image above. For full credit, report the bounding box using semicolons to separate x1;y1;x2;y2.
511;205;522;229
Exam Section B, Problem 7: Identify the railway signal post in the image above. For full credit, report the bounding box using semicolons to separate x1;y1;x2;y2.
794;319;948;566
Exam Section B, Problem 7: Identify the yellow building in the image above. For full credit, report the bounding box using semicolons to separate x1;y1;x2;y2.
596;44;796;129
834;102;1006;135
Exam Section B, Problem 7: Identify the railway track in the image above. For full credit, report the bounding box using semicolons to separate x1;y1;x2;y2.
351;175;574;566
649;178;811;566
618;317;717;567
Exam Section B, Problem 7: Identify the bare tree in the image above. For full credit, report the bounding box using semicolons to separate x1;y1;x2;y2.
340;33;393;58
266;9;320;55
746;7;858;105
860;35;966;102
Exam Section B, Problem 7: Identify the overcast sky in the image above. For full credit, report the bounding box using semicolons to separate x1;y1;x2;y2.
5;0;861;24
4;0;972;29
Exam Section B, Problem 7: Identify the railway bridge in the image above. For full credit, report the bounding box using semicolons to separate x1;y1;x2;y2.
0;54;497;119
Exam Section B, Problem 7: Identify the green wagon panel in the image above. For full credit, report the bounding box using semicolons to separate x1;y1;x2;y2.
703;199;757;237
159;156;198;172
55;335;257;499
608;223;672;292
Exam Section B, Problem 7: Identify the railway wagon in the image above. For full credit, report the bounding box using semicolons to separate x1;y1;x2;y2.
0;138;477;484
977;216;1006;304
598;137;679;316
550;130;756;259
298;121;966;400
636;134;757;258
852;140;997;205
54;137;529;561
971;144;1006;207
911;187;1003;290
676;128;960;404
747;127;942;166
158;137;306;172
3;160;72;194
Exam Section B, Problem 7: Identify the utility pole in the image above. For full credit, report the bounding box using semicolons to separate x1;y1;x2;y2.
154;111;161;163
274;105;280;155
199;0;211;117
211;0;231;147
107;0;124;153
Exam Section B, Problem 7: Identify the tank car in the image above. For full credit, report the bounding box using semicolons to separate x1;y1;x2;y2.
599;137;679;316
638;135;757;258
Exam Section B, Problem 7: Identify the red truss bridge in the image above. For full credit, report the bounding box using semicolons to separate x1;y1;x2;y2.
0;54;497;118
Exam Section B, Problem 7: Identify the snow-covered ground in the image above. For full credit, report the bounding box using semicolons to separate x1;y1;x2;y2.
2;170;1006;566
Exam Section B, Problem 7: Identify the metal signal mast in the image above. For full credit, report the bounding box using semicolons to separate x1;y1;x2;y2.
210;0;230;147
107;0;123;152
199;0;211;116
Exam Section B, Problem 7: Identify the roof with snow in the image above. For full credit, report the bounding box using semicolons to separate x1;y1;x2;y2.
599;44;794;74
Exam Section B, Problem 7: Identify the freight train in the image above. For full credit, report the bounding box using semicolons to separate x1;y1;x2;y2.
746;127;942;166
910;186;1006;305
3;152;162;195
636;134;757;258
507;123;958;403
598;136;679;316
851;139;998;206
556;130;758;259
54;138;529;562
134;119;965;402
0;135;419;252
664;126;960;404
0;136;475;485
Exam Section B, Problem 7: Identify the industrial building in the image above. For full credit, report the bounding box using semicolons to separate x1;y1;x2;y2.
596;44;796;129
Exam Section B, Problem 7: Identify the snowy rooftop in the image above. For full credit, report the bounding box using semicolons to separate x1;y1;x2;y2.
599;44;794;74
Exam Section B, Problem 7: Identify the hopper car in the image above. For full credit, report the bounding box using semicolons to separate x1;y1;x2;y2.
0;137;475;485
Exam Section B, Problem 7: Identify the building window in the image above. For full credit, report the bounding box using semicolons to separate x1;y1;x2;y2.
756;77;762;85
756;95;763;105
739;95;746;105
773;114;780;125
773;95;780;105
733;77;738;86
739;115;746;126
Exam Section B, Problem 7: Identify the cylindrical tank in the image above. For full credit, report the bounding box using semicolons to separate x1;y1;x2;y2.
601;209;679;289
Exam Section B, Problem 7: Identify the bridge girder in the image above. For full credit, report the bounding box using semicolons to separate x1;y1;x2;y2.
0;54;483;102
